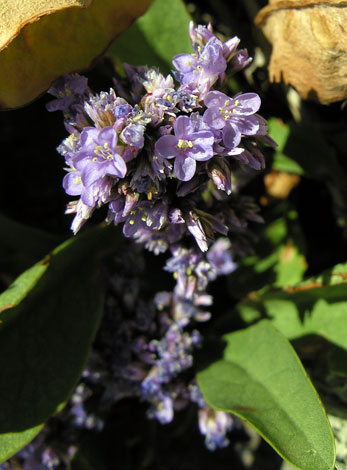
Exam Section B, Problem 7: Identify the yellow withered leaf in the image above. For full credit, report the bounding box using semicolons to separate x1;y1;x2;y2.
0;0;153;109
255;0;347;103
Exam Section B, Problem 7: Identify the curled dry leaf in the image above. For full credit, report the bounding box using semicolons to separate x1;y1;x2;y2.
255;0;347;103
0;0;153;109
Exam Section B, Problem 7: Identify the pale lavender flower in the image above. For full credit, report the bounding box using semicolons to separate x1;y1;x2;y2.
203;90;261;149
122;200;168;238
206;238;237;279
189;21;215;45
73;127;127;187
198;408;233;451
173;36;226;96
121;123;145;150
155;115;214;181
188;21;240;63
229;48;252;72
46;74;88;112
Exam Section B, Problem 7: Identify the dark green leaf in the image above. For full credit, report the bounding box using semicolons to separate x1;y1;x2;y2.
197;320;335;470
0;225;120;462
237;263;347;375
108;0;192;73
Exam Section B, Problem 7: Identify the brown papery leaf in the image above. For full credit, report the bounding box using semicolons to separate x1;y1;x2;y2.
0;0;153;109
255;0;347;103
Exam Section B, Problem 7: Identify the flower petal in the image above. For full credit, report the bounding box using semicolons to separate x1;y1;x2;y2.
203;107;226;129
155;135;179;159
204;90;229;108
223;123;241;149
172;54;197;73
81;162;105;187
174;155;196;181
173;115;193;138
98;126;118;148
233;93;261;115
63;171;83;196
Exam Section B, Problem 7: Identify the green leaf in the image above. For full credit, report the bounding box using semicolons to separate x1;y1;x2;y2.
0;224;120;462
0;0;153;109
269;118;304;175
197;320;335;470
237;262;347;375
108;0;192;73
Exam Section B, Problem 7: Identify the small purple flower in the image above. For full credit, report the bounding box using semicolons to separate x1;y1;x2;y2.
73;127;127;187
46;74;87;112
198;408;233;451
206;238;237;279
122;200;168;238
229;48;252;72
155;115;214;181
189;21;214;45
121;123;145;150
203;90;261;148
173;36;226;95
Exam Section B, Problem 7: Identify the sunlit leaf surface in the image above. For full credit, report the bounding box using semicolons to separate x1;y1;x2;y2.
0;0;153;108
198;320;335;470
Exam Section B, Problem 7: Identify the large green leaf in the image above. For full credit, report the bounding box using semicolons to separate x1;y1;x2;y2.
108;0;192;73
197;320;335;470
0;224;119;462
237;262;347;375
0;0;153;108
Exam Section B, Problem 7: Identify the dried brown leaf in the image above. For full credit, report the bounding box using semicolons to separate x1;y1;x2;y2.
255;0;347;103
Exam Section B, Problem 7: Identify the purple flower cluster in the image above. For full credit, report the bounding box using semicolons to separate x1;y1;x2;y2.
49;21;274;252
15;21;277;470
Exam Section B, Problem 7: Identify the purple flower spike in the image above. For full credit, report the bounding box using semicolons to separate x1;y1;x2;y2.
203;90;261;148
74;127;127;187
155;115;214;181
